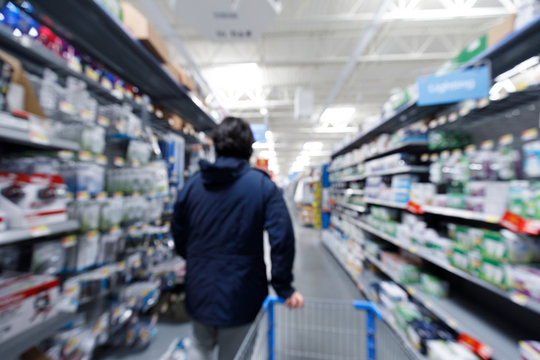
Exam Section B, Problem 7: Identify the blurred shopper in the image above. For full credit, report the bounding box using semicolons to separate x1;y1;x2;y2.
172;116;303;360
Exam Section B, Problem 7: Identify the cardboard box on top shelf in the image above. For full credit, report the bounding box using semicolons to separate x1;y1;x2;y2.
488;14;516;47
0;50;45;118
120;1;169;63
167;112;184;131
164;61;196;92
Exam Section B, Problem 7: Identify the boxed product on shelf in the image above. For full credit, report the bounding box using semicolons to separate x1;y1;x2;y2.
427;340;481;360
61;162;105;195
509;265;540;302
381;252;422;284
479;258;511;289
0;172;68;228
421;274;449;298
379;281;408;311
76;231;100;271
480;229;540;264
0;274;61;343
31;240;66;275
56;125;105;154
99;198;123;231
520;340;540;360
410;183;437;205
394;301;422;330
450;244;469;272
70;200;101;233
120;1;169;62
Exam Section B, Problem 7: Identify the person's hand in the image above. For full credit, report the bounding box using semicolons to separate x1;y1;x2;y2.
285;291;304;309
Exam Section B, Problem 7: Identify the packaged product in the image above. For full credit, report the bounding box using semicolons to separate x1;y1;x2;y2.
381;252;421;284
76;231;100;271
450;244;469;271
407;320;437;354
60;162;105;195
99;198;123;231
509;265;540;302
427;340;480;360
394;301;422;330
70;200;101;232
523;140;540;178
0;245;21;272
481;229;540;263
31;240;66;275
479;258;511;289
379;281;407;311
0;274;61;342
520;341;540;360
421;274;449;298
0;172;68;228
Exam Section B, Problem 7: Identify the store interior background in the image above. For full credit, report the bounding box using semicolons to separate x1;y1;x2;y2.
0;0;540;359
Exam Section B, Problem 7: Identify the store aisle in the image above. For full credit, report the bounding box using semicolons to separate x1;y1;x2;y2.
102;221;359;359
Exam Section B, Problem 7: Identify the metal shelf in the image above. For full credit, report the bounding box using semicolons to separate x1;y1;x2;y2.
364;198;407;209
331;15;540;159
322;236;424;360
355;220;540;316
367;166;430;177
0;220;80;246
333;174;366;183
363;140;429;162
335;201;366;213
0;312;76;360
28;0;217;131
422;205;500;224
364;254;520;360
0;112;80;151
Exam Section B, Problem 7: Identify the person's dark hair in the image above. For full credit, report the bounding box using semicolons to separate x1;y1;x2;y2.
212;116;254;159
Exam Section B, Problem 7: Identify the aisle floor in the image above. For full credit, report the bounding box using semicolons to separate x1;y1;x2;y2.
101;222;361;359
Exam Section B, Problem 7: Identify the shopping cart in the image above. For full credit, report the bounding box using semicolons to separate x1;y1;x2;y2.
233;295;418;360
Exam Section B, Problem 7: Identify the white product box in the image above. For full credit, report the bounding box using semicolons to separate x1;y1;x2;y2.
0;274;61;342
0;172;68;228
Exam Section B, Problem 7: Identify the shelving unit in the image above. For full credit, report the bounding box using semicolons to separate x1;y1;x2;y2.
364;254;520;360
0;312;76;360
335;201;366;213
28;0;217;131
0;112;80;151
364;198;407;209
354;220;540;316
333;166;429;183
0;220;80;246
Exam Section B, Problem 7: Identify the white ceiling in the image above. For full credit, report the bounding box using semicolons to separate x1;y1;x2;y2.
129;0;517;176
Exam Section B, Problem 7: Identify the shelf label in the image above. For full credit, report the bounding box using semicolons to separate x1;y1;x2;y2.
522;128;538;141
96;192;107;200
409;246;417;254
59;101;76;114
62;235;77;247
95;155;107;165
113;192;123;198
30;225;50;237
131;159;141;167
448;318;458;327
448;112;459;122
77;191;90;200
114;157;125;167
457;334;492;360
480;140;494;150
437;116;447;126
407;286;416;295
477;97;490;108
510;292;529;305
464;144;476;154
78;151;93;162
416;66;490;106
459;106;471;117
498;134;514;146
58;150;74;160
406;201;424;215
97;116;110;127
28;131;49;145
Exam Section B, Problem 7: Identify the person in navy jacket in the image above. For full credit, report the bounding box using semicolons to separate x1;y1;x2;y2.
172;116;303;360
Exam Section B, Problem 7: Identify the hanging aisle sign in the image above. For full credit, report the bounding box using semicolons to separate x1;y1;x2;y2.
416;66;491;106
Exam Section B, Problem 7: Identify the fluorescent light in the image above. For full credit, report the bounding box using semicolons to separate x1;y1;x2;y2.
204;63;262;91
252;142;269;149
303;141;323;151
260;108;268;116
259;150;276;159
320;107;356;126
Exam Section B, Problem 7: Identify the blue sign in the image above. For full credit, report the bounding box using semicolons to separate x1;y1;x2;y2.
416;66;491;106
250;123;267;143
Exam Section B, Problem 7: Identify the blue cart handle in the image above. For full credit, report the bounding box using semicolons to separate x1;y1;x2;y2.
263;294;286;310
352;300;384;320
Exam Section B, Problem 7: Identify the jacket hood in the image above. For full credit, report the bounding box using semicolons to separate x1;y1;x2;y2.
199;156;250;186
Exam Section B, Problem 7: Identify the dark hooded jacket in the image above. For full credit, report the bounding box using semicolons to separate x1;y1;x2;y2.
172;156;295;327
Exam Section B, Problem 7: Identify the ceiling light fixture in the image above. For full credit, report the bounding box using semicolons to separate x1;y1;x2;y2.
203;63;262;91
320;107;356;127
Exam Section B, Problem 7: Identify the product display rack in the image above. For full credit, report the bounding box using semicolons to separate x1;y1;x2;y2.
334;201;366;213
0;112;80;151
0;312;76;360
353;219;540;316
27;0;217;131
364;254;519;360
321;230;424;360
0;219;80;246
328;14;540;360
331;15;540;160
